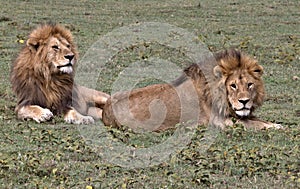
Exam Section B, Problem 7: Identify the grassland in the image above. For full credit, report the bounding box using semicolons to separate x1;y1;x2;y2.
0;0;299;188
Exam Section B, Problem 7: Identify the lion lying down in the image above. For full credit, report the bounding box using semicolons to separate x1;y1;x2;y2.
11;24;109;124
102;49;282;131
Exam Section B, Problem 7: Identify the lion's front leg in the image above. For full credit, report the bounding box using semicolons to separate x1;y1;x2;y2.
64;108;94;124
237;119;283;130
16;105;53;123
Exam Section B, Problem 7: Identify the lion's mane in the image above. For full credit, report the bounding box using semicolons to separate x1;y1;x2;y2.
11;24;78;115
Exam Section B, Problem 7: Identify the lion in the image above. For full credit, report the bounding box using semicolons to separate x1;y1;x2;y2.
102;49;282;131
11;24;109;124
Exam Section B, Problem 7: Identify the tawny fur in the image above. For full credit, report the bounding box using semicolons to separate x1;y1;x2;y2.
102;49;282;131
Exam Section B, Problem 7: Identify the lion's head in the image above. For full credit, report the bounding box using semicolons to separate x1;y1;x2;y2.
26;24;78;75
212;49;265;119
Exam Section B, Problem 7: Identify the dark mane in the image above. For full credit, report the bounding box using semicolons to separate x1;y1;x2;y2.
214;48;241;63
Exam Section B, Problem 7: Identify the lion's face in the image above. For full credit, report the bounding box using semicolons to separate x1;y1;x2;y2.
213;50;265;118
46;36;76;74
226;70;259;117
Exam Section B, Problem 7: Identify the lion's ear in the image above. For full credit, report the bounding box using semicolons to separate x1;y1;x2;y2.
26;38;40;52
213;65;224;79
253;65;264;77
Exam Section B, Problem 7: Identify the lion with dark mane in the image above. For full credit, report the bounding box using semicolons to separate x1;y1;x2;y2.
11;24;109;124
102;49;282;131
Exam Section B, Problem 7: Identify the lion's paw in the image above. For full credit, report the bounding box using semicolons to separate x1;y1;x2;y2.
270;123;284;129
64;109;94;124
78;115;95;125
264;122;284;130
32;108;53;123
65;115;94;124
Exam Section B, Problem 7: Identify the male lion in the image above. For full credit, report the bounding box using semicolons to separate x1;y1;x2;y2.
102;49;282;131
11;24;109;124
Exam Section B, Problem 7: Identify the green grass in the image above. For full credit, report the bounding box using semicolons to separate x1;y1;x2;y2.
0;0;299;188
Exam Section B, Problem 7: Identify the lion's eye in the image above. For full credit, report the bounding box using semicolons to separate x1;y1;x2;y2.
66;44;71;48
52;45;59;50
248;83;254;89
230;83;237;90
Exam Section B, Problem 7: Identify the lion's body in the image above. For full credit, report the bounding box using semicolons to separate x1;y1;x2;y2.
104;83;206;131
102;66;210;131
11;47;74;115
11;24;109;124
102;49;281;131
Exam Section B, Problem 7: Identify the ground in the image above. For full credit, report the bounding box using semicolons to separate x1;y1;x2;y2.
0;0;299;188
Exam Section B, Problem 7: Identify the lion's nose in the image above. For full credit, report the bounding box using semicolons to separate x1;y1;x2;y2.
64;54;74;61
238;98;250;106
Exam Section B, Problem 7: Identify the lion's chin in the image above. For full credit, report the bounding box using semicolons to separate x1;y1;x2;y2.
235;109;250;117
59;66;73;74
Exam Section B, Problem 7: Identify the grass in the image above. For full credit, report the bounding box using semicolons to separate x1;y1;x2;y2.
0;0;299;188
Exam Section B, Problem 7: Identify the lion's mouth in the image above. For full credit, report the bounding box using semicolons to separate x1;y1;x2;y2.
235;108;250;117
57;62;72;69
57;62;73;74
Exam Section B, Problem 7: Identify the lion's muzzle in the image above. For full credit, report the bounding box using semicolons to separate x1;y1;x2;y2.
57;62;72;69
235;108;251;117
232;98;253;117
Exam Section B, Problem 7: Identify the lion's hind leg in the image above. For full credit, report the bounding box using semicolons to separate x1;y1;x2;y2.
76;85;110;108
16;105;53;123
64;108;94;124
75;85;110;119
87;107;103;120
